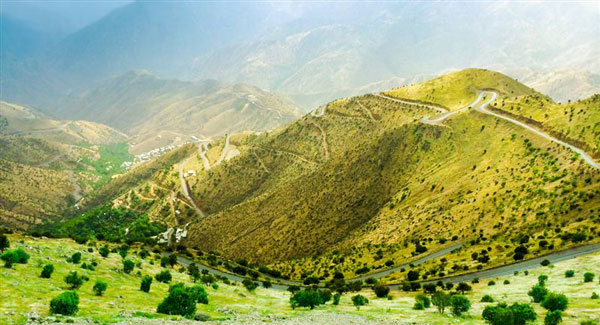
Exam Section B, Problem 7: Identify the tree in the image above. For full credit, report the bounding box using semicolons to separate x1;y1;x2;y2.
41;264;55;278
450;295;471;316
93;280;107;296
528;284;548;303
407;270;420;281
242;279;258;292
544;310;562;325
481;295;494;303
351;294;368;310
71;252;81;264
373;283;390;298
50;291;79;315
189;284;209;304
482;302;537;325
187;264;200;283
168;254;177;267
123;259;134;274
262;280;272;289
65;271;83;289
1;250;17;268
155;270;172;283
456;282;472;294
0;233;9;252
303;276;319;285
432;291;450;314
541;292;568;312
290;289;325;310
583;272;595;283
333;293;341;305
564;270;574;278
538;275;549;286
157;286;196;317
423;283;437;293
99;246;109;258
140;275;152;292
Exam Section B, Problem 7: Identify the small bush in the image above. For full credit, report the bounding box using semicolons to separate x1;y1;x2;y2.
456;282;472;293
242;279;258;292
373;283;390;298
140;275;152;292
503;280;510;285
351;294;368;310
99;246;109;258
488;280;496;286
65;271;83;289
450;295;471;316
333;293;341;305
262;280;272;289
541;292;568;312
482;302;536;325
584;272;595;283
71;252;81;264
123;259;135;274
93;280;107;296
565;270;575;278
41;264;54;278
481;295;494;303
528;284;548;303
544;310;562;325
540;259;551;266
414;294;431;309
189;285;209;304
50;291;79;315
155;270;172;283
538;275;549;286
591;292;599;299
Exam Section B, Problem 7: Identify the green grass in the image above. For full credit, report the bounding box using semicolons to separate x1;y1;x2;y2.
77;143;132;190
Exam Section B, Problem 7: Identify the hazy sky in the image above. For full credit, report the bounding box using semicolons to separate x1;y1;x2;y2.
1;0;132;36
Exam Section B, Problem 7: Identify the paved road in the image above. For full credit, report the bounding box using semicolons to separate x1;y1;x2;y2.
476;91;599;170
214;134;231;166
373;94;447;114
421;92;487;125
199;142;211;170
178;156;205;218
391;242;600;288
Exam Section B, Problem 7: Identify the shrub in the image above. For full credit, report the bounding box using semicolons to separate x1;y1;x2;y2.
141;275;152;292
1;248;29;267
423;283;437;293
99;246;109;258
262;280;272;288
41;264;54;278
504;280;510;285
482;302;536;325
155;270;172;283
123;259;135;274
211;282;219;290
432;291;450;314
540;259;551;266
488;280;496;286
50;291;79;315
450;295;471;316
14;248;30;264
528;284;548;303
333;293;341;305
538;275;549;285
414;294;431;309
481;295;494;303
407;270;420;281
584;272;595;283
351;294;368;310
157;286;196;317
457;282;472;293
541;292;568;312
168;254;177;267
93;280;107;296
242;279;258;292
287;285;300;293
290;289;325;309
565;270;575;278
544;310;562;325
373;283;390;298
187;264;200;282
71;252;81;264
65;271;83;289
303;276;319;285
189;285;209;304
0;233;9;252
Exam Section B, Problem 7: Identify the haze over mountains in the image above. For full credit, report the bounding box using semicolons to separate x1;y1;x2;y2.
1;1;599;112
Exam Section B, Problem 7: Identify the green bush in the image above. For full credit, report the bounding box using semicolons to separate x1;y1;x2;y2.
584;272;595;283
333;293;341;305
156;286;196;317
373;283;390;298
482;302;537;325
351;294;368;310
93;280;107;296
123;259;135;274
457;282;472;293
481;295;494;303
450;295;471;316
1;248;29;267
528;284;548;303
155;270;172;283
262;280;272;288
0;233;9;252
564;270;574;278
189;285;209;304
591;292;599;299
544;310;562;325
99;246;109;258
538;275;549;286
540;259;551;266
290;289;325;309
541;292;568;312
140;275;152;292
71;252;81;264
242;279;258;292
413;294;430;310
50;291;79;315
41;264;54;278
65;271;84;289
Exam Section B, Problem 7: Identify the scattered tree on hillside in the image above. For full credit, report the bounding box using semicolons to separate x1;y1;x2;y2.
41;264;54;278
50;291;79;316
93;280;107;296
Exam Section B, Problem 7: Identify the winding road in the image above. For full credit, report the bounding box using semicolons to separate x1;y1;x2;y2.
178;156;206;218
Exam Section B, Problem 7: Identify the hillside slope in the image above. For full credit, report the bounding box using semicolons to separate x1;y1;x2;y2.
115;69;599;267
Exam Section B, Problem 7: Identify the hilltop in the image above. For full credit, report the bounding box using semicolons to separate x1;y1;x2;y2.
51;71;303;154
